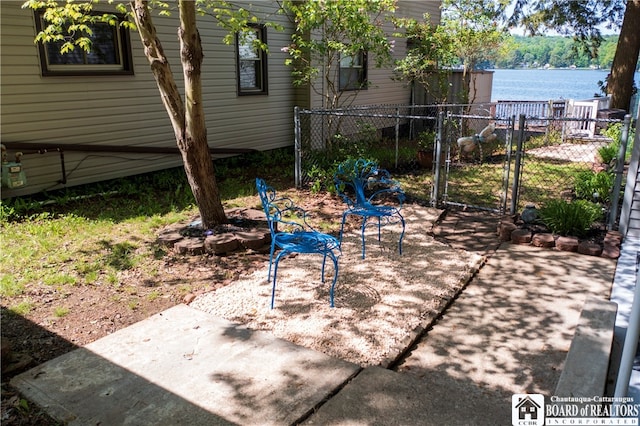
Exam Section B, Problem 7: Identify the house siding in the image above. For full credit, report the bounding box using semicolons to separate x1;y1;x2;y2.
620;129;640;239
1;1;296;198
1;1;441;199
306;1;441;109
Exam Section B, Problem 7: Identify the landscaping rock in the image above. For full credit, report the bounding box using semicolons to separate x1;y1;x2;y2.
511;229;532;244
157;232;183;248
175;238;205;255
205;234;240;254
227;207;267;222
157;208;271;257
532;233;555;248
602;244;621;259
235;229;271;250
578;241;603;256
556;236;579;252
499;222;517;241
604;231;622;246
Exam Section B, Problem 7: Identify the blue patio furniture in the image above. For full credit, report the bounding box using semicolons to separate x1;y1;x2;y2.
256;178;341;308
334;159;406;259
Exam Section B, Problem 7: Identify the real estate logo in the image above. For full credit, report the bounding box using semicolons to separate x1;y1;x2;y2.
512;394;545;426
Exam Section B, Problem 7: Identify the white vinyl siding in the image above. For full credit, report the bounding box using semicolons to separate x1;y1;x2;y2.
620;132;640;239
1;1;295;198
1;0;439;198
306;1;441;109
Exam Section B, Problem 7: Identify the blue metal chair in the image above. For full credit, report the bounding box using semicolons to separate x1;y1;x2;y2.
256;178;341;308
334;159;406;259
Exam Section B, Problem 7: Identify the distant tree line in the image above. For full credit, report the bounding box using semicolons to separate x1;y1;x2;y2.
491;35;625;70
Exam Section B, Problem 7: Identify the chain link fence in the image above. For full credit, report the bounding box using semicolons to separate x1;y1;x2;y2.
294;105;440;184
513;113;633;229
294;104;633;225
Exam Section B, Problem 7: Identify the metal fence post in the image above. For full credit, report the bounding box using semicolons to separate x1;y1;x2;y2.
395;107;400;169
294;106;301;188
501;115;516;214
510;114;526;215
431;111;445;207
608;114;633;230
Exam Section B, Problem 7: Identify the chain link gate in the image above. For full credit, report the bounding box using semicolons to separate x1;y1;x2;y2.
432;111;516;213
429;111;631;218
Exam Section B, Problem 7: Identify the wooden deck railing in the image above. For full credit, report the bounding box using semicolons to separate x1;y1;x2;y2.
492;97;611;138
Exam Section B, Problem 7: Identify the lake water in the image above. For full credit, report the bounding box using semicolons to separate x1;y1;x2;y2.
490;68;640;102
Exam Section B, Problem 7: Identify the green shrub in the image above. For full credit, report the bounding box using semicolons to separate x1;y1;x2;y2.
305;155;359;194
574;170;614;203
600;122;636;163
597;143;619;164
539;199;603;236
417;131;436;150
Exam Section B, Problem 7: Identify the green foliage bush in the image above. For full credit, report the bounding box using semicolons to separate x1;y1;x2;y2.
306;154;377;194
574;170;614;203
417;131;437;150
597;143;619;165
598;122;636;164
539;199;602;237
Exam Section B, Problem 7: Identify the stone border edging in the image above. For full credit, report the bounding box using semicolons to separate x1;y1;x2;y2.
157;208;272;256
498;219;621;259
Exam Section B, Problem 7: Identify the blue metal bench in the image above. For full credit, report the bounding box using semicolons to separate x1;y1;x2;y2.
256;178;341;308
334;159;406;259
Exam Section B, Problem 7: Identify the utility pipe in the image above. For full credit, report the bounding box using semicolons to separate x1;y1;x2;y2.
1;142;255;156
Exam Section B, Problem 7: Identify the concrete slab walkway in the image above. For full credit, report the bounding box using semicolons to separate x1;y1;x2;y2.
397;244;615;397
11;305;360;425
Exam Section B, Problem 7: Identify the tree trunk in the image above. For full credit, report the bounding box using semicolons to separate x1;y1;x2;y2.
608;0;640;112
130;0;228;229
178;1;228;228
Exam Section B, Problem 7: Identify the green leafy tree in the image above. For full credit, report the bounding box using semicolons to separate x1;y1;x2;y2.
280;0;396;110
494;34;625;69
495;36;521;67
392;14;456;103
598;37;618;69
508;0;640;111
393;0;506;105
23;0;274;229
440;0;507;103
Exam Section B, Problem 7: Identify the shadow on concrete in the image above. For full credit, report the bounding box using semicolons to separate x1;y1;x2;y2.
9;305;360;425
395;243;616;399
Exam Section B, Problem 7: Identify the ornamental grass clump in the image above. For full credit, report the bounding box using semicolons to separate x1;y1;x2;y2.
574;170;614;203
539;199;602;237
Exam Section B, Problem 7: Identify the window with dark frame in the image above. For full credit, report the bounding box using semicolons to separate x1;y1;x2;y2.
236;25;268;95
34;11;133;76
339;51;367;91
